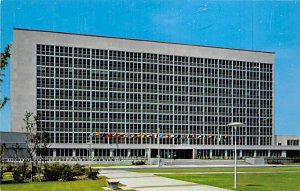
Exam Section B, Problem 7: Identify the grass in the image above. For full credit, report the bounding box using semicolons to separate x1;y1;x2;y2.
159;172;300;191
0;163;134;191
0;179;107;191
130;166;300;173
131;166;300;190
0;175;132;191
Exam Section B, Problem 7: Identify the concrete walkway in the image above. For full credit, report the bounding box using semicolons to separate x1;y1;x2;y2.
101;169;230;191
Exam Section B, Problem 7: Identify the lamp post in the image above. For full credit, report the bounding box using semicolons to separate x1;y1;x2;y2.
88;132;93;169
227;122;244;189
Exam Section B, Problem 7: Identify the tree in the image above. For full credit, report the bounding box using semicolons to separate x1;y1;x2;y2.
0;44;11;110
23;111;49;181
12;143;20;161
0;143;7;181
0;143;6;162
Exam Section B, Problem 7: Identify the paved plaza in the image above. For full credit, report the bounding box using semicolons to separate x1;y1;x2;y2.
101;169;229;191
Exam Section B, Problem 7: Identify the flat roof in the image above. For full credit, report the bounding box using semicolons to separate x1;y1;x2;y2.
14;28;275;54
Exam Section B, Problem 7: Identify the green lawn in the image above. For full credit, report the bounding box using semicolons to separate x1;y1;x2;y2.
86;163;133;168
130;166;300;173
159;172;300;191
0;179;109;191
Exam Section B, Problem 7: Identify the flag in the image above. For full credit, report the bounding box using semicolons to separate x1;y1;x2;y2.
163;134;169;139
124;134;129;138
105;133;111;138
142;133;147;138
152;134;157;139
94;132;100;137
147;133;152;138
118;134;124;138
100;133;106;138
89;132;93;138
130;134;135;139
197;135;202;139
173;135;178;139
159;134;163;139
112;133;118;138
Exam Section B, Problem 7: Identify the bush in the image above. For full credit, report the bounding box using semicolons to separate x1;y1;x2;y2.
5;164;15;172
60;164;74;181
267;160;283;165
132;160;146;165
85;168;98;180
12;162;31;183
0;168;3;181
44;163;86;181
72;164;85;176
43;162;61;181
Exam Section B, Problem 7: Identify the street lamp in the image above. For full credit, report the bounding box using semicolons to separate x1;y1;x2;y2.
227;122;244;189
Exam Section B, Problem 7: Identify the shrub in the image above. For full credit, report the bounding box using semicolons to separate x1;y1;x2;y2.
60;164;74;181
72;164;85;176
0;168;3;181
12;162;31;183
132;160;146;165
85;168;98;180
5;164;15;172
43;162;61;181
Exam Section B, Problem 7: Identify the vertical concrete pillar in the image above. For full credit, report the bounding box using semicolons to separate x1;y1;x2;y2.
282;150;286;158
127;149;131;158
72;149;76;157
239;150;243;158
192;149;196;159
268;150;271;157
147;148;151;160
91;149;95;157
53;149;57;157
225;150;228;159
209;150;213;158
110;149;114;157
254;150;257;157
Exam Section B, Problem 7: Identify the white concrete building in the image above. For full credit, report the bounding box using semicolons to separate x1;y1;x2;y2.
11;28;299;160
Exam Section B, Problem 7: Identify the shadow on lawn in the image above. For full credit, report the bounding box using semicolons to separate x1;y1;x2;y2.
245;184;263;187
1;180;15;184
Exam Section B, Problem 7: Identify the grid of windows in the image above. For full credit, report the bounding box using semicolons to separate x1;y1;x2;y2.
36;44;273;146
287;140;299;146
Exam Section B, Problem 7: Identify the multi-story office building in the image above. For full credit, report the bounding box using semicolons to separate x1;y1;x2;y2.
11;28;282;159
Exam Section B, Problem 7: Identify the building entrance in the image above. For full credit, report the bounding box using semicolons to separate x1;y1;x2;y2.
151;149;193;159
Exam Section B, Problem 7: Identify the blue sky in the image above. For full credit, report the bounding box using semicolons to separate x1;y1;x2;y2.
1;0;300;135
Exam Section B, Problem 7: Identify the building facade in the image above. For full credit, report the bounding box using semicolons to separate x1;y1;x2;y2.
11;28;282;159
0;132;28;159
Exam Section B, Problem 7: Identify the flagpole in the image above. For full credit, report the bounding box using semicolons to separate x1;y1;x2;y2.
89;131;92;169
158;126;160;167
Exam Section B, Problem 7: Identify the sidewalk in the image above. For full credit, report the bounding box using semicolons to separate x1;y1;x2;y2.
101;169;229;191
